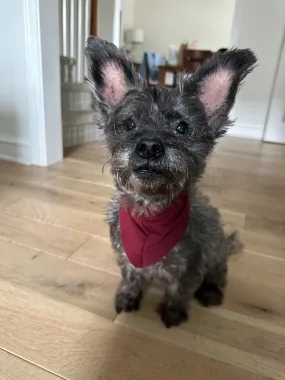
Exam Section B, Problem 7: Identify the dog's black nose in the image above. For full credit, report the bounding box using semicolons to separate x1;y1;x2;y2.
136;139;165;160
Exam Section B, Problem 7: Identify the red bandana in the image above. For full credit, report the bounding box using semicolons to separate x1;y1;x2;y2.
119;193;190;268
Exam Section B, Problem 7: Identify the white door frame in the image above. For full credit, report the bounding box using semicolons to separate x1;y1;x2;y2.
113;0;122;47
263;28;285;143
24;0;63;166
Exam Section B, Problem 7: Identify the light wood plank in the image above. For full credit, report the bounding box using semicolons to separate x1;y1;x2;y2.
116;312;283;380
215;139;285;160
0;160;55;185
0;186;22;210
219;208;245;229
0;349;63;380
0;180;109;215
245;214;285;237
64;141;107;164
70;236;120;275
208;152;285;179
203;185;285;224
202;166;285;198
46;176;114;199
95;221;110;239
0;238;118;320
5;198;106;236
223;223;285;260
50;158;113;185
0;213;88;258
0;280;269;380
239;229;285;259
225;252;285;323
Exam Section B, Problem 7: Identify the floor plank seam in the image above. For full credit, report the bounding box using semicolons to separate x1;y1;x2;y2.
0;236;45;255
2;209;107;240
0;236;87;264
114;316;285;380
69;256;120;277
0;235;119;277
191;303;285;336
43;183;111;201
244;249;285;262
0;278;113;323
66;235;93;260
0;347;68;380
65;157;107;167
56;175;114;189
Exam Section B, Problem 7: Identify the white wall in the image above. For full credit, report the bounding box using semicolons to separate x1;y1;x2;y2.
98;0;122;46
0;1;31;163
120;0;134;46
132;0;235;61
98;0;115;42
229;0;285;140
0;0;63;166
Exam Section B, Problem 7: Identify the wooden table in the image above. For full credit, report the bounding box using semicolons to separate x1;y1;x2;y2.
158;65;180;86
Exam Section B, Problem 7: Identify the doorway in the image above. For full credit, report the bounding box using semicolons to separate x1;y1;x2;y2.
59;0;98;149
59;0;121;150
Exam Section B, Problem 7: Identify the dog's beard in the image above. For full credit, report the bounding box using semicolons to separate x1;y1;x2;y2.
128;173;171;196
111;164;187;200
109;146;190;201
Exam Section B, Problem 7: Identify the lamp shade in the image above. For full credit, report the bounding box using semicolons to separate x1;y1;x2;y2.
126;28;144;44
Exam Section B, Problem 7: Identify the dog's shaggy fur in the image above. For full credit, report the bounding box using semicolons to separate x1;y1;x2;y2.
85;37;257;328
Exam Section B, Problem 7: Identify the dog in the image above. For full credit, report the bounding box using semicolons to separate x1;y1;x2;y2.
85;37;257;328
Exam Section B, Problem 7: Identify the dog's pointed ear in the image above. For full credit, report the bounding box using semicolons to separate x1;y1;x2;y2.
180;49;257;136
85;37;143;120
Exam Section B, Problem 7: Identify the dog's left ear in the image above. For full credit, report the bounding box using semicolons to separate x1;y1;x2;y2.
180;49;257;136
85;36;143;122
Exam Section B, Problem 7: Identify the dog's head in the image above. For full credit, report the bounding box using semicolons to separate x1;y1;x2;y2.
85;38;256;204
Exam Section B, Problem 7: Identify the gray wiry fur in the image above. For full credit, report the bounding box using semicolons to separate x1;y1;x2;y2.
85;37;256;328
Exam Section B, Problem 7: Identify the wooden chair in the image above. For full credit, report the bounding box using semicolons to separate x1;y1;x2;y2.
159;47;213;86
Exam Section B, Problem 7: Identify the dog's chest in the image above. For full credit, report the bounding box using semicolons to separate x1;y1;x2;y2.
107;197;190;282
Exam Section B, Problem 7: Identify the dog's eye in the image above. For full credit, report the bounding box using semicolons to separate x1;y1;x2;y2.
176;121;189;135
124;119;136;131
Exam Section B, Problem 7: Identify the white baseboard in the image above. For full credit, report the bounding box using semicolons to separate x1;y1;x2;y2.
0;134;31;164
227;123;263;140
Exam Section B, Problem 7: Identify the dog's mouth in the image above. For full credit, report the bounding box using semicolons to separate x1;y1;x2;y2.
133;164;164;176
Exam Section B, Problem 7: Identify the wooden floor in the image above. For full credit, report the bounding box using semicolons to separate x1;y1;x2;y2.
0;137;285;380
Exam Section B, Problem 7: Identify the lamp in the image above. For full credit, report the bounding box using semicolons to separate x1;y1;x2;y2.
125;28;144;60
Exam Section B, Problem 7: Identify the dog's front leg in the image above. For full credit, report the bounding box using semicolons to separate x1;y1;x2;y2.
157;270;204;328
115;269;147;314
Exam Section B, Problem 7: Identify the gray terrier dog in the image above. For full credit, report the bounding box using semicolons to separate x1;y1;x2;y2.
85;37;257;328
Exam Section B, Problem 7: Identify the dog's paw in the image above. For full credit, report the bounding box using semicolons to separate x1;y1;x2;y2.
157;302;188;328
115;291;143;314
195;283;224;307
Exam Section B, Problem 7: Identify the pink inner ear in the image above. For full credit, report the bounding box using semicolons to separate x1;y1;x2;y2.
103;63;127;103
199;69;233;116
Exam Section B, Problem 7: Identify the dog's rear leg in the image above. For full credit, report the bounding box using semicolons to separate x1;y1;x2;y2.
194;262;227;307
195;232;242;307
